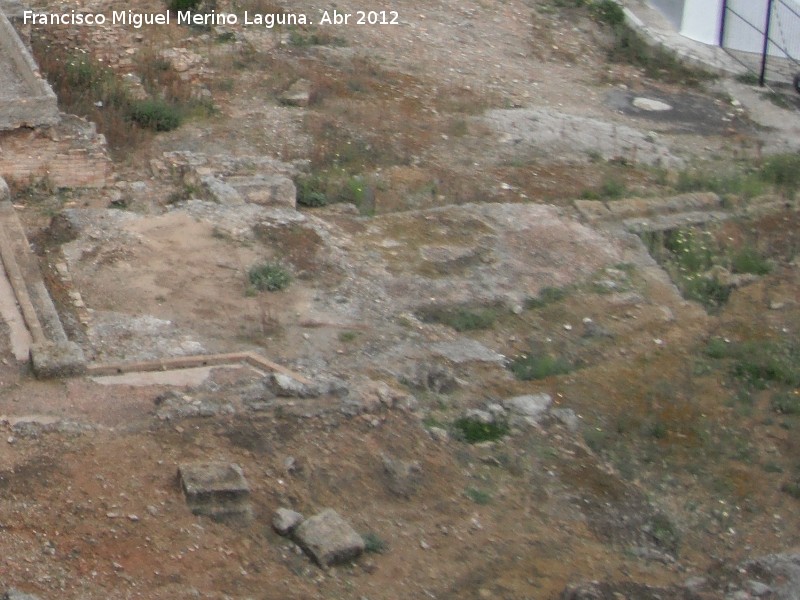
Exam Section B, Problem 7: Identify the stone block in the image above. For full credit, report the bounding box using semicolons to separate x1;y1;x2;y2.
273;507;304;536
294;509;365;567
30;341;87;378
178;462;251;521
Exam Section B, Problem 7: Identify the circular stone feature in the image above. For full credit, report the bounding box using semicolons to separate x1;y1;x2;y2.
632;97;673;111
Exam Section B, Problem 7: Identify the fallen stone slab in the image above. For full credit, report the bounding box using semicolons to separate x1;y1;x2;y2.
29;341;87;378
294;509;365;567
429;339;504;364
178;462;251;521
273;507;304;536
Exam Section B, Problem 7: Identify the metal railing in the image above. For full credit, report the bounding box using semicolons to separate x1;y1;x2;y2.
721;0;800;87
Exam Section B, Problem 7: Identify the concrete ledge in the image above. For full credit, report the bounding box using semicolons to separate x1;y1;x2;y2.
0;11;59;130
30;341;87;378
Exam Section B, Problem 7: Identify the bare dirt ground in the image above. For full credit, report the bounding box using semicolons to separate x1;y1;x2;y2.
1;0;799;597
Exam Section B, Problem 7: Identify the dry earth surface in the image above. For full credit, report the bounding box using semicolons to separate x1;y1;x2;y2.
0;0;799;598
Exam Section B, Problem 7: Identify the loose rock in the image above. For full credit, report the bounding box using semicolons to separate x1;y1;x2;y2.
273;508;305;536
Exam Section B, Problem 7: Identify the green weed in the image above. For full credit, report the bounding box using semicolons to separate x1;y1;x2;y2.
465;487;492;505
416;304;500;332
525;286;568;308
361;532;388;554
509;350;573;381
452;418;509;444
771;390;800;415
248;262;292;292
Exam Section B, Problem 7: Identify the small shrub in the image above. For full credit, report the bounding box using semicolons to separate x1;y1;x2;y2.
127;99;182;131
674;168;766;199
465;487;492;505
730;246;771;275
760;153;800;197
705;337;730;359
583;427;609;453
646;513;680;554
590;0;625;26
167;0;202;12
580;175;626;200
782;478;800;499
361;532;388;554
338;330;359;343
416;304;500;332
526;286;568;308
771;391;800;415
509;350;573;381
452;418;508;444
681;275;731;310
248;262;291;292
706;339;800;389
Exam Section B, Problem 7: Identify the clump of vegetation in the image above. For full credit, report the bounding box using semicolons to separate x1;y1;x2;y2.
452;417;509;444
465;487;492;505
416;304;500;332
33;42;215;154
673;167;766;200
525;286;568;308
672;153;800;200
642;227;777;311
361;532;388;554
168;0;201;11
580;175;627;200
782;476;800;500
126;99;183;131
760;152;800;198
509;349;573;381
731;246;772;275
771;390;800;415
248;262;292;291
296;175;329;207
705;338;800;389
646;513;681;554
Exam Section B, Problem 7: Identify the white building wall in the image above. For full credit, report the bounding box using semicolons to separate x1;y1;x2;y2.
679;0;723;45
675;0;800;57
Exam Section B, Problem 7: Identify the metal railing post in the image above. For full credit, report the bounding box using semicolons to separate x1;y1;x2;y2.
719;0;729;47
759;0;775;86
